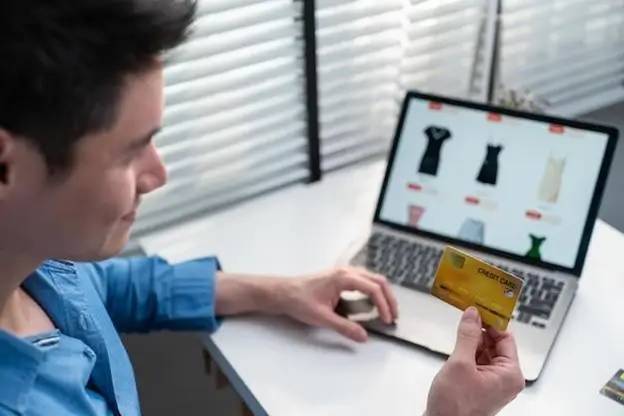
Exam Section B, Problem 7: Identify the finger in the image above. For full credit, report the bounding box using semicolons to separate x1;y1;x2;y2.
451;307;482;363
482;328;494;348
318;308;368;343
476;333;485;358
477;337;498;365
487;326;520;362
338;272;393;324
476;347;492;366
353;268;399;320
475;328;489;359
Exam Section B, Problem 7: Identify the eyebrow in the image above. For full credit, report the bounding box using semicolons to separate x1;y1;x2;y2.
127;127;161;152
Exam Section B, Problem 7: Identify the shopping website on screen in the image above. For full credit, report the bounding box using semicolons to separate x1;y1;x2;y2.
379;97;610;268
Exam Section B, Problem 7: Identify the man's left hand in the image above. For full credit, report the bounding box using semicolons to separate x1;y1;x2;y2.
277;267;399;342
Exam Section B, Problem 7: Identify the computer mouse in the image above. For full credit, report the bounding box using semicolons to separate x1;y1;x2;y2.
335;294;397;328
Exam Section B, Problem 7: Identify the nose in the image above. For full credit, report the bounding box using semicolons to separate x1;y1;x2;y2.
137;144;168;195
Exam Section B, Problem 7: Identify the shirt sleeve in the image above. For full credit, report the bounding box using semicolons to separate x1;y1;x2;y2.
76;256;222;334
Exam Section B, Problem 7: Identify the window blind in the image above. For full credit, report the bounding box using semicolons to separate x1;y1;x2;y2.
401;0;491;101
316;0;404;172
316;0;490;173
132;0;309;240
497;0;624;117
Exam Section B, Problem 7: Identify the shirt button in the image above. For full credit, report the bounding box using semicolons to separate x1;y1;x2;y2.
79;314;89;330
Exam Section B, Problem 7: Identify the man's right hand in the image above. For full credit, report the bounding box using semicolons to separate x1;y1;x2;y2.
424;307;525;416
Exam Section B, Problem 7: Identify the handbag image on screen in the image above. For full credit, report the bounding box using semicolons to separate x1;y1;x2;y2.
418;126;452;176
458;218;485;244
537;156;566;204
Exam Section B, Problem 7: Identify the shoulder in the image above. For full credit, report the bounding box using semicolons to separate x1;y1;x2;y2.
37;259;106;302
38;259;99;284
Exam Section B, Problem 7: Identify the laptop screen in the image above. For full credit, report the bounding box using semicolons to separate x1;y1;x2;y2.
378;95;611;270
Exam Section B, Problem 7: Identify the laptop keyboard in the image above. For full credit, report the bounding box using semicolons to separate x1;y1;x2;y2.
496;264;564;328
359;232;565;329
363;232;443;292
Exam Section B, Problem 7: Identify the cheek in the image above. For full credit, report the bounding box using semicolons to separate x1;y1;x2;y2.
114;174;138;210
95;171;138;222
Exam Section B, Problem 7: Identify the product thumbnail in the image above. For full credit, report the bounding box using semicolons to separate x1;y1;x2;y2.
418;126;452;177
407;205;426;227
525;234;547;260
476;144;503;186
538;156;566;204
458;218;485;244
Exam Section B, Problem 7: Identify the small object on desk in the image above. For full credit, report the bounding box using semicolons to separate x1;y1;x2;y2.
431;246;524;331
600;369;624;406
335;295;397;329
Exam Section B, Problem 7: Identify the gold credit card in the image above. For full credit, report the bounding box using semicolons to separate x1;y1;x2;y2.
431;246;524;331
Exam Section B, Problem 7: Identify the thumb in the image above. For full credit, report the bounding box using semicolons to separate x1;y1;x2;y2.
320;309;368;343
452;307;483;362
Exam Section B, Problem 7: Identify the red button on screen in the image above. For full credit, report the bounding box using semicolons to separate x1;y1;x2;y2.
488;113;502;122
429;102;442;110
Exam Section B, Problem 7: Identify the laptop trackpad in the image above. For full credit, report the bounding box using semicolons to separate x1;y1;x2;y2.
337;289;460;353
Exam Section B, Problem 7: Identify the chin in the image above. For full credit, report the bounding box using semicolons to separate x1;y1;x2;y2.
63;244;126;262
101;230;133;258
63;228;132;262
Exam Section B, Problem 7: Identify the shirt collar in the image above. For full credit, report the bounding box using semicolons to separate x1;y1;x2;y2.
0;263;61;413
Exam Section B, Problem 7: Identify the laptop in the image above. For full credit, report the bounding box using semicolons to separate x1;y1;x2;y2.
336;90;619;382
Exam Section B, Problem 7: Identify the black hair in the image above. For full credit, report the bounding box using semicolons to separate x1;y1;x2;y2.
0;0;196;174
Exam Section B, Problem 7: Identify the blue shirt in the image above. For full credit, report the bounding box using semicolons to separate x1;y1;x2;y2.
25;329;114;415
0;256;221;415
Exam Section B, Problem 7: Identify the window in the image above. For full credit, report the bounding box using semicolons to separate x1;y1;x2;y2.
401;0;490;101
316;0;404;172
133;0;309;241
128;0;623;248
497;0;624;116
315;0;490;173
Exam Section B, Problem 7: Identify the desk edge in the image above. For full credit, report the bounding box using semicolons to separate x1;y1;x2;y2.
202;334;270;416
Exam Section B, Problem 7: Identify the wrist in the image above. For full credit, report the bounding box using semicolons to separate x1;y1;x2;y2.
215;273;288;316
251;277;291;315
422;406;454;416
423;407;490;416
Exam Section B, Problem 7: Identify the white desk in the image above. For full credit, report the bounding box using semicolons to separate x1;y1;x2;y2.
140;160;624;416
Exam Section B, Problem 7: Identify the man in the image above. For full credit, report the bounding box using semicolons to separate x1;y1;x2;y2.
0;1;524;415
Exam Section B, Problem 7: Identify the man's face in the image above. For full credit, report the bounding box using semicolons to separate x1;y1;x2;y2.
0;67;167;261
